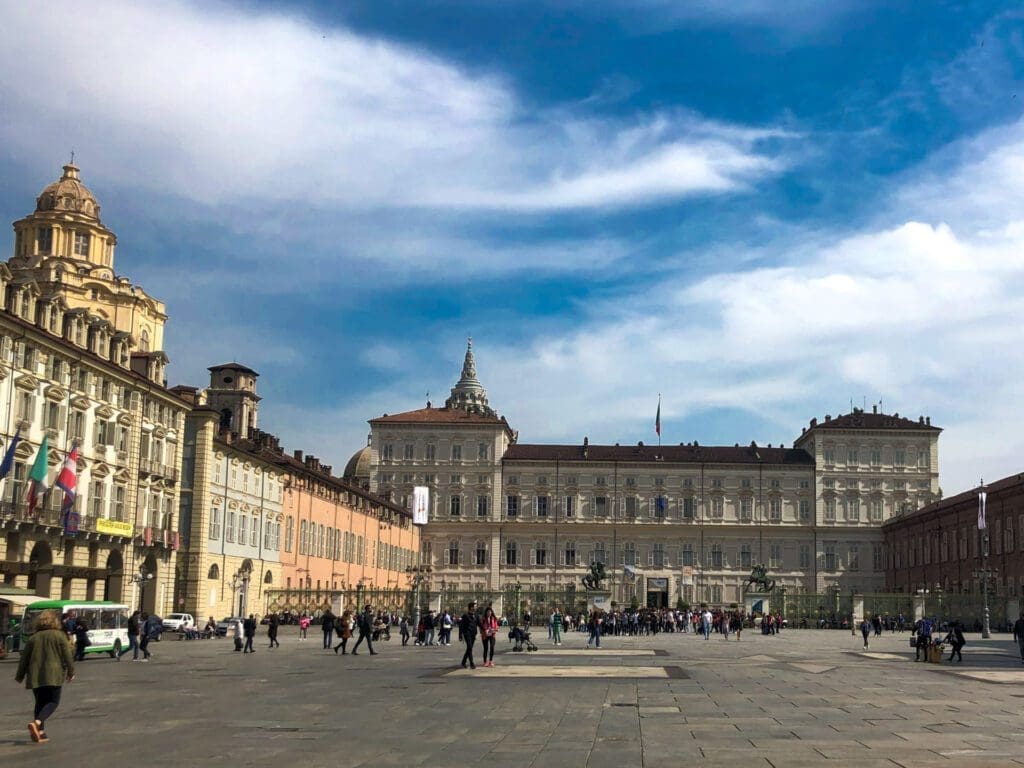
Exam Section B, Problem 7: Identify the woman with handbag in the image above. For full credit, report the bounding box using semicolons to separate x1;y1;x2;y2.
479;607;499;667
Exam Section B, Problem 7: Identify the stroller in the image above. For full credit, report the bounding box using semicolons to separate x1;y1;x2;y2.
509;624;538;652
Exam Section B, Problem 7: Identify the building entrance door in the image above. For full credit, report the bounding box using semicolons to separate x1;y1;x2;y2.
646;578;668;608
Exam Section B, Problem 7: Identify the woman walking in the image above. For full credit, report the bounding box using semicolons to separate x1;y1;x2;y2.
944;621;966;662
15;609;75;743
267;613;280;649
587;608;603;649
333;610;353;654
480;606;499;667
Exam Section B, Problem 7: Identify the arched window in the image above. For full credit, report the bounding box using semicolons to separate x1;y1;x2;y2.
140;329;150;352
219;408;232;431
208;563;219;580
264;570;273;584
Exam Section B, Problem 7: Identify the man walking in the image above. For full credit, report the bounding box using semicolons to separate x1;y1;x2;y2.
1013;612;1024;664
914;617;933;662
551;606;563;646
118;610;140;661
702;608;712;640
267;613;280;648
459;601;479;669
321;608;335;649
351;604;377;655
243;614;257;654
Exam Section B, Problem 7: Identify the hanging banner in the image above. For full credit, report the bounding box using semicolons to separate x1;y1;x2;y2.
62;501;80;538
412;486;430;526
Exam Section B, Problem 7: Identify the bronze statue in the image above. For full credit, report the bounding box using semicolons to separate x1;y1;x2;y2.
744;563;776;593
581;561;607;591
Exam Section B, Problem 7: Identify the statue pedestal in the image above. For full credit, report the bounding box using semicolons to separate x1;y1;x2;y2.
586;590;612;613
745;593;771;616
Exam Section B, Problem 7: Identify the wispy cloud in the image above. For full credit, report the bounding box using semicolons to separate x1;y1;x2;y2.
0;0;788;213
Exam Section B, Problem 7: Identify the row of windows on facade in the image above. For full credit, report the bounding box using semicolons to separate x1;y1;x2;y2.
380;442;491;462
821;445;930;468
207;507;282;550
211;460;282;502
5;340;172;421
10;393;176;466
427;540;885;572
290;474;385;512
893;516;1024;568
293;519;416;572
4;467;172;524
34;226;103;260
3;295;150;364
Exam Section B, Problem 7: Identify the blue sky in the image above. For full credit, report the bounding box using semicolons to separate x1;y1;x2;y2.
1;1;1023;493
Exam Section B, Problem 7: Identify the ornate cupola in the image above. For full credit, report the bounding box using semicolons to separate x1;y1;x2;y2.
444;337;495;416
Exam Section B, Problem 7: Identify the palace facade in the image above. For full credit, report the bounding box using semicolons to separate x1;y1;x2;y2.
0;163;188;615
357;341;942;608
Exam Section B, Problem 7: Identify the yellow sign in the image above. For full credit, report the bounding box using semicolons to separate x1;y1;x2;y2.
96;518;134;537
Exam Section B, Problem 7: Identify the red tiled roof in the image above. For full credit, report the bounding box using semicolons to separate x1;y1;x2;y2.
370;407;509;427
804;411;940;432
503;443;814;466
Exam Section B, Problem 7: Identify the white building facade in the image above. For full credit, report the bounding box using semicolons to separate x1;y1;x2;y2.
361;342;941;608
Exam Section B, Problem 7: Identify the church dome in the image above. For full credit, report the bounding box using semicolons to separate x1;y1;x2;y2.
35;164;101;220
343;445;373;486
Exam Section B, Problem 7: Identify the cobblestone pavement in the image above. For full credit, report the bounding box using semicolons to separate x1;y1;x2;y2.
2;625;1023;767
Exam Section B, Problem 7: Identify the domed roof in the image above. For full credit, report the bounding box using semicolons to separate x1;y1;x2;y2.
343;445;373;484
36;164;101;220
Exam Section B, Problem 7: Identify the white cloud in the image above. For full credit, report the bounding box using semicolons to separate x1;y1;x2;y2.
0;0;786;213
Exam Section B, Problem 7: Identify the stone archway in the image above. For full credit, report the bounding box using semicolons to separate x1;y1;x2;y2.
104;550;124;602
27;541;53;597
142;553;158;614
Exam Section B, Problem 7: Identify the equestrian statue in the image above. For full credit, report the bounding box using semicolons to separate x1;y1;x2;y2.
744;563;776;593
581;561;607;591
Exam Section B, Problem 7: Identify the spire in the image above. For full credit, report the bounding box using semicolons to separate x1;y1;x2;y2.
445;337;495;416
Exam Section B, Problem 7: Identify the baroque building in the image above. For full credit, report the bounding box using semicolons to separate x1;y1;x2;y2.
0;163;188;616
359;341;942;609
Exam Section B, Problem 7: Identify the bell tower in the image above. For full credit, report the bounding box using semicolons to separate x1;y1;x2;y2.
205;363;261;436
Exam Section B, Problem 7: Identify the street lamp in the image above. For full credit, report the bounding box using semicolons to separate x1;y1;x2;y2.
129;568;154;612
514;581;522;624
971;567;996;639
406;565;431;635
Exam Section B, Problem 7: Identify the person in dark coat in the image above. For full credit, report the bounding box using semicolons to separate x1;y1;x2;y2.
72;618;90;661
459;601;479;670
321;609;335;649
944;621;966;662
119;610;140;661
243;614;257;653
267;613;280;648
16;609;75;743
351;605;377;655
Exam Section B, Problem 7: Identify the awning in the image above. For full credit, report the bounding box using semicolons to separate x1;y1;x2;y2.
0;588;41;611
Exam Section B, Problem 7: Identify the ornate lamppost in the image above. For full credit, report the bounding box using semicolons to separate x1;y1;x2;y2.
129;567;154;612
406;565;431;635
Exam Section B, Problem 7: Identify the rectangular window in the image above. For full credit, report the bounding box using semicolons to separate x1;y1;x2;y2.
711;478;723;489
564;541;577;566
799;479;810;489
593;543;606;565
873;543;885;571
711;544;723;569
870;448;882;465
505;541;517;566
625;476;636;488
112;486;125;521
769;498;781;520
681;543;695;567
451;444;462;461
799;499;810;521
226;511;236;543
741;478;752;489
710;585;723;604
45;401;61;430
73;231;90;256
711;497;724;518
799;544;810;569
869;500;883;521
90;481;104;518
651;542;665;567
740;544;752;569
653;495;666;519
449;474;462;485
824;499;836;521
209;508;222;539
506;495;519;517
404;443;415;461
824;543;837;571
475;542;487;566
250;517;258;547
37;227;53;253
823;449;835;464
381;443;393;461
425;443;436;461
894;449;905;467
594;496;607;517
769;543;782;569
740;498;753;521
536;495;550;518
849;544;860;571
476;495;489;517
478;443;489;461
447;540;460;566
682;497;695;520
847;499;860;522
264;520;273;549
848;448;858;465
595;475;606;486
449;495;461;517
238;516;248;547
285;518;294;552
534;542;547;566
623;496;638;518
623;542;636;567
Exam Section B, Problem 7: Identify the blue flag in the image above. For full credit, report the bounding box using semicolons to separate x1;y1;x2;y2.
0;429;21;479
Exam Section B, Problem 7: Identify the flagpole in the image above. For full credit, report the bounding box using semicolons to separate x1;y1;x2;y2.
978;478;991;639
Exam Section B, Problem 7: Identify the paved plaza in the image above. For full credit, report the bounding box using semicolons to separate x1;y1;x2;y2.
2;625;1024;766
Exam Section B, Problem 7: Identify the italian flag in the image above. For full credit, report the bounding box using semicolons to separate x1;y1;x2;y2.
26;436;49;517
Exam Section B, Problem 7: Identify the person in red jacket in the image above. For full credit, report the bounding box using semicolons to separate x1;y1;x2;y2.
479;606;499;667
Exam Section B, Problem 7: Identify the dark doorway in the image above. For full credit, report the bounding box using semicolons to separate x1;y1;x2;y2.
27;541;53;597
104;550;124;602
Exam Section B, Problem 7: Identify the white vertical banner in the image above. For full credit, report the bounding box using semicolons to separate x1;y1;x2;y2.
978;490;987;530
412;486;430;526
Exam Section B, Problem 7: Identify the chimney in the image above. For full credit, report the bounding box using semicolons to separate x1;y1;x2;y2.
293;450;303;462
810;417;817;427
583;436;589;447
825;414;831;422
802;427;806;434
872;404;878;414
926;416;931;426
919;416;924;424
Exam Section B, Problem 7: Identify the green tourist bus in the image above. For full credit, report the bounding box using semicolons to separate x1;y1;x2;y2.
21;600;130;658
